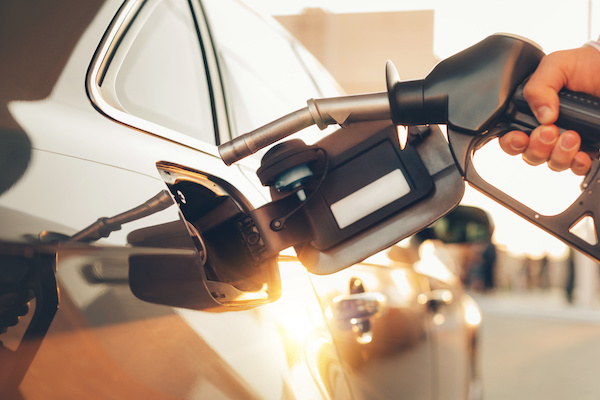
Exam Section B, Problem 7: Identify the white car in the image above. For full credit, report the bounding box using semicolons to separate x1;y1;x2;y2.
0;0;482;398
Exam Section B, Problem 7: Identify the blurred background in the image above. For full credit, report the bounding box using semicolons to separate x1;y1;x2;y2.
244;1;600;398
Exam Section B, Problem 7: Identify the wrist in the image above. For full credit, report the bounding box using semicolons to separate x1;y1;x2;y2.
584;36;600;53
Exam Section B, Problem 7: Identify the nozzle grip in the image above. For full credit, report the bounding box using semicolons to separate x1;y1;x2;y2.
513;83;600;150
450;127;600;264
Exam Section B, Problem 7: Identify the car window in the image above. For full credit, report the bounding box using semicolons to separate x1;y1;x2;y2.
293;43;346;98
201;0;335;137
100;0;216;144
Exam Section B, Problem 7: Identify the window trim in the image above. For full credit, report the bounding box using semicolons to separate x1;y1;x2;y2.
86;0;225;156
189;0;234;146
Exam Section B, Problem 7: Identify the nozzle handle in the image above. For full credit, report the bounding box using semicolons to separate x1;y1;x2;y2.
513;83;600;150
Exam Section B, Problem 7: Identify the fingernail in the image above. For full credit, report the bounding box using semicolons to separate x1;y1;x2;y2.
534;106;553;124
539;127;557;144
560;132;578;151
510;136;528;152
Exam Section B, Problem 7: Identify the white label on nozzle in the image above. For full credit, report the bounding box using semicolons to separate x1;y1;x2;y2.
330;169;411;229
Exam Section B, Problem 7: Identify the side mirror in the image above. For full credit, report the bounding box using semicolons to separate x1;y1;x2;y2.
426;205;493;244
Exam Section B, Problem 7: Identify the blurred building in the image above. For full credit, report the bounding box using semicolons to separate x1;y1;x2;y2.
276;8;438;94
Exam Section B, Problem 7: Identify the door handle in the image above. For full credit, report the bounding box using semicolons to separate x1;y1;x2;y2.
418;289;453;311
329;292;387;344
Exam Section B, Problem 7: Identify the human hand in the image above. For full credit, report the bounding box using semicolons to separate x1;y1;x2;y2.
499;44;600;175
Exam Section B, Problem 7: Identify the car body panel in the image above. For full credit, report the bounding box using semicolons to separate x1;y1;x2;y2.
310;241;478;400
15;257;347;399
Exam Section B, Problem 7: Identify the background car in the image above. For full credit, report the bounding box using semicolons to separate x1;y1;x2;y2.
0;0;482;398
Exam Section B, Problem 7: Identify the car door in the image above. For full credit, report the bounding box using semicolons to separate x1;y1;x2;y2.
309;245;436;400
0;0;352;398
410;240;472;400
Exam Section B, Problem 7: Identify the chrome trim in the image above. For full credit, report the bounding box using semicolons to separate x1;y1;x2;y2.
91;0;145;88
188;0;233;146
86;0;221;157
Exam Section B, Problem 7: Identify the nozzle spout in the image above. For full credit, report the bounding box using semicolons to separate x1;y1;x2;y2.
218;92;390;165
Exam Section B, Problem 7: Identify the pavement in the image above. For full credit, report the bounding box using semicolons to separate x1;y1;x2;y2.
472;288;600;400
470;288;600;324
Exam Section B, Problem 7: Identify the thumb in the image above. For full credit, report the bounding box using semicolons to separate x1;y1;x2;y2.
522;53;568;125
523;77;561;125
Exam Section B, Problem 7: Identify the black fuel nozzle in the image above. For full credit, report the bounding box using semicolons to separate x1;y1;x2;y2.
386;34;545;133
218;34;545;166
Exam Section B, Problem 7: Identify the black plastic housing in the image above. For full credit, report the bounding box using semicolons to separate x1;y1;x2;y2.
298;124;433;250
